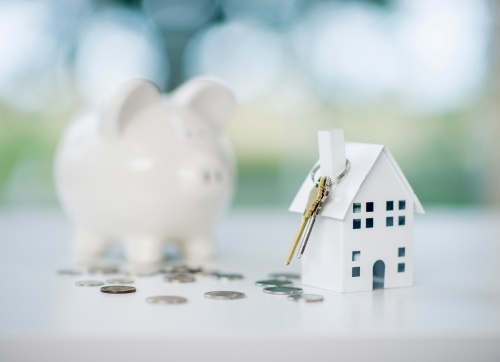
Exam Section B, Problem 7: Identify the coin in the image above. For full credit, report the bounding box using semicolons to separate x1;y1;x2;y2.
214;273;244;281
100;285;136;294
105;278;134;284
255;279;293;287
269;272;300;280
146;296;188;304
159;265;189;274
87;265;119;275
57;268;82;276
75;280;104;287
263;286;303;295
287;294;324;303
204;291;246;300
163;273;196;283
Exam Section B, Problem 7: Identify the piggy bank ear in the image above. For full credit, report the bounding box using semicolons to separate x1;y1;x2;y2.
100;78;160;139
172;78;236;132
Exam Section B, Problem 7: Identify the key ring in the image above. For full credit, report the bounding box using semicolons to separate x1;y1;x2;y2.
310;159;350;186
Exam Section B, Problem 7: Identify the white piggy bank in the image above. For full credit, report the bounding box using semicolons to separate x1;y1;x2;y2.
55;77;236;264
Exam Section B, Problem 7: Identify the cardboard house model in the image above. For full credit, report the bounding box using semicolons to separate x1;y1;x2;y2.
289;130;424;292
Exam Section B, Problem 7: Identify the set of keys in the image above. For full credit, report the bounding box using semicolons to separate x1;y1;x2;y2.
285;176;331;265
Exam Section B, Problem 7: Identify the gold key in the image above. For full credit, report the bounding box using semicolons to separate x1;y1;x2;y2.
297;178;330;259
285;176;329;265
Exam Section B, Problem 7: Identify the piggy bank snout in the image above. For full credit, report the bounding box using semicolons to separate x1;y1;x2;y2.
178;157;232;190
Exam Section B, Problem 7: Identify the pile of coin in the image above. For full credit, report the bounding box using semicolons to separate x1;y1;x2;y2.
61;263;324;304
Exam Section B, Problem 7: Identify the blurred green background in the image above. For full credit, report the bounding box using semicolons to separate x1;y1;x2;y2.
0;0;498;208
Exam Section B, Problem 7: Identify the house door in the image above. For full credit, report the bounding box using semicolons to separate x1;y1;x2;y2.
373;260;385;289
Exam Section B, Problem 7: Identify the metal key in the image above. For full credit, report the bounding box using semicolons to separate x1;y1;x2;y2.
297;178;330;258
285;176;329;265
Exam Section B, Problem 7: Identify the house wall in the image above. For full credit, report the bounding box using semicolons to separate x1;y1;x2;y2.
301;216;344;291
342;153;414;292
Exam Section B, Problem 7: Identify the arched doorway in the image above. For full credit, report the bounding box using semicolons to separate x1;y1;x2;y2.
373;260;385;289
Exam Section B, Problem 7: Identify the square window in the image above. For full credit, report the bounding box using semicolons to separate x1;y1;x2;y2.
366;218;374;228
399;200;406;210
398;247;405;257
353;219;361;229
353;203;361;213
386;217;393;227
386;201;394;211
352;267;361;277
398;216;406;226
398;263;405;273
366;202;374;212
352;251;360;261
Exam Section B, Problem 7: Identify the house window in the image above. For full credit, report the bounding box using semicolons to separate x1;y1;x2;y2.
386;201;393;211
398;216;406;226
386;217;393;227
353;203;361;213
353;219;361;229
398;247;405;257
352;267;361;277
399;200;406;210
366;218;374;228
398;263;405;273
352;251;360;261
366;202;374;212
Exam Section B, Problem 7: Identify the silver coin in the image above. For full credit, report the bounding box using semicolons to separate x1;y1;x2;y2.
75;280;104;287
269;272;300;280
214;273;244;281
163;273;196;283
146;295;188;304
87;265;119;275
255;279;293;287
57;268;82;276
199;268;218;276
100;285;136;294
287;294;324;303
105;278;134;284
204;291;246;300
263;286;303;295
159;265;189;274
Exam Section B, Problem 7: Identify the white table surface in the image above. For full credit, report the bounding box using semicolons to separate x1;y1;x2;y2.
1;207;499;362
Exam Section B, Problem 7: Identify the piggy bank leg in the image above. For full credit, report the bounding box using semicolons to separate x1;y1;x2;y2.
183;236;215;261
124;237;165;265
73;227;108;263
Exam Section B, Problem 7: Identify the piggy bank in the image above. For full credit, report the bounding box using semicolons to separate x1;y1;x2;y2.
55;77;236;264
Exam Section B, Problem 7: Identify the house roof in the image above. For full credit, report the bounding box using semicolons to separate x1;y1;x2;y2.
289;142;425;220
